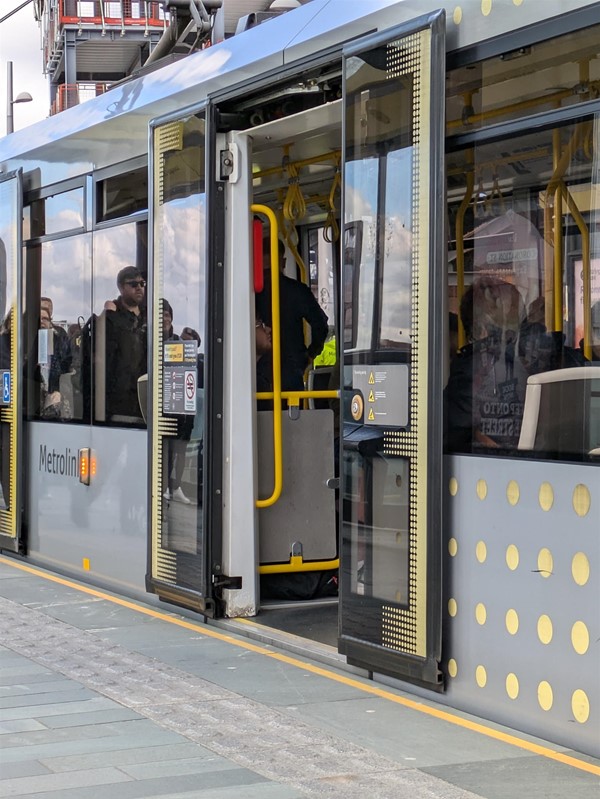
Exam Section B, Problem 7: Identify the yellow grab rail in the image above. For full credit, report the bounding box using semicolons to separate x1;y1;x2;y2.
259;555;340;575
252;204;283;508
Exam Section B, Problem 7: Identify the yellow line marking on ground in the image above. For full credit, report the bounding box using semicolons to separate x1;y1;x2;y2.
3;556;599;777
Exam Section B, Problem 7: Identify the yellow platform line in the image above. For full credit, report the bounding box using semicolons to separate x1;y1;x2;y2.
2;556;599;777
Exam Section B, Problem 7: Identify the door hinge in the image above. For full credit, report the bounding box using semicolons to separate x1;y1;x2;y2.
219;143;239;182
220;148;234;180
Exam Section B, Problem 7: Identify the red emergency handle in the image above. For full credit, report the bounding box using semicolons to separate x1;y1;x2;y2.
253;219;264;293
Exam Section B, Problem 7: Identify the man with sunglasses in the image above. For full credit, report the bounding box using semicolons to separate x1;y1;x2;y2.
104;266;148;424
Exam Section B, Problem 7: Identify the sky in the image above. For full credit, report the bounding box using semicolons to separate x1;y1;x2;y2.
0;2;50;137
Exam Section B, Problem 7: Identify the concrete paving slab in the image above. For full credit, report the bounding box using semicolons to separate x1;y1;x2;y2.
39;742;215;772
0;687;96;709
0;697;120;722
165;650;363;705
0;680;81;698
2;769;271;799
118;756;246;780
150;786;305;799
0;719;48;734
39;708;142;728
1;718;186;749
298;768;485;798
0;761;51;780
0;766;132;796
423;756;600;799
0;673;69;687
281;696;535;768
0;726;189;764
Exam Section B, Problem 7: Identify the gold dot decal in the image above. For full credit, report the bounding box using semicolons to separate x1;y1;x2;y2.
505;609;519;635
572;484;590;517
538;483;553;511
537;615;553;645
572;690;590;724
448;538;458;557
506;673;519;699
537;548;553;578
572;552;590;586
538;681;553;711
481;0;492;15
476;541;487;563
476;603;487;625
476;665;487;687
449;477;458;496
448;598;458;617
506;544;519;571
448;658;458;678
476;479;487;500
453;6;463;24
513;0;523;5
571;621;589;655
506;480;520;506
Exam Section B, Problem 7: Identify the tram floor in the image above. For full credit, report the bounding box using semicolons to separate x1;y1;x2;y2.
253;599;339;647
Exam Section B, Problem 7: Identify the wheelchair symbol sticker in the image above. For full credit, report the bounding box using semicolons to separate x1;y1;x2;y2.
2;371;10;405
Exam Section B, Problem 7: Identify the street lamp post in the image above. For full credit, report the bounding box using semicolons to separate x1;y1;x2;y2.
6;61;33;135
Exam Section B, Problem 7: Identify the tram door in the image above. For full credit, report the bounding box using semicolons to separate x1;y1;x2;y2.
338;12;446;686
0;171;23;553
147;109;217;613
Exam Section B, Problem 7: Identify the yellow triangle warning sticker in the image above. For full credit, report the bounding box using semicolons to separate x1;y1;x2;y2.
368;372;375;384
368;390;375;403
368;408;375;421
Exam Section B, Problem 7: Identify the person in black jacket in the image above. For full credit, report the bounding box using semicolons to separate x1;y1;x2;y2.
104;266;147;424
256;241;328;392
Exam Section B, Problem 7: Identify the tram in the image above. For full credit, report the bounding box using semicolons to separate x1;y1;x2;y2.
0;0;598;759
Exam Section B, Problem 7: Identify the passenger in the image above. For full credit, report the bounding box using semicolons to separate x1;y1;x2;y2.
255;315;273;410
104;266;147;424
38;298;73;418
163;302;194;504
256;240;329;392
444;277;527;452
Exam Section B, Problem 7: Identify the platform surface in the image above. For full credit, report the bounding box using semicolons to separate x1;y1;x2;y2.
1;555;599;799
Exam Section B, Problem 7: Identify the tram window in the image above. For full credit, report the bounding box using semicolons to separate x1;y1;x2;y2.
445;113;600;461
89;221;148;426
42;188;85;236
25;233;91;422
446;24;600;136
97;167;148;223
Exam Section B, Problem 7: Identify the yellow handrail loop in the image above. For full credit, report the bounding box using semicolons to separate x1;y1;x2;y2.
252;204;283;508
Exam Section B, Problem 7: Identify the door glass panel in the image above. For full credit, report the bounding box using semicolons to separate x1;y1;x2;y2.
150;113;207;595
0;175;21;540
341;14;445;686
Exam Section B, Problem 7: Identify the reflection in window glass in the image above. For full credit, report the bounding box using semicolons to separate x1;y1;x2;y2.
344;159;378;352
44;188;85;235
25;234;91;422
446;25;600;136
379;148;413;348
90;221;148;425
445;114;600;460
97;167;148;223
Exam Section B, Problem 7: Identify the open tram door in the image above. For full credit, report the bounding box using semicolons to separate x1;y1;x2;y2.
337;11;446;686
0;171;24;554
